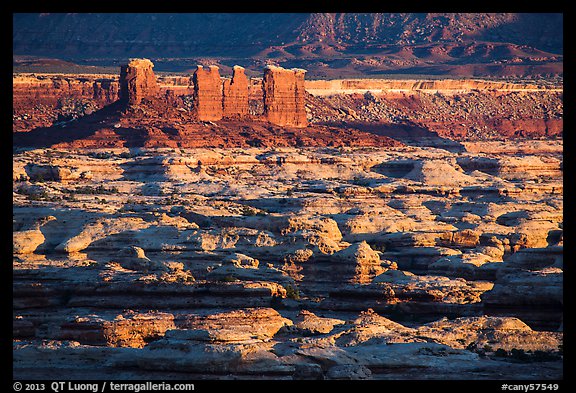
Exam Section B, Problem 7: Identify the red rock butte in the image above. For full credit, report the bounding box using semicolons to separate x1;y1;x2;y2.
263;65;308;128
13;58;561;146
118;59;308;127
119;58;159;105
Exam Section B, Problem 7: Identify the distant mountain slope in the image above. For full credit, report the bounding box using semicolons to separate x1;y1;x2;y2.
296;13;562;53
13;13;563;77
13;13;308;57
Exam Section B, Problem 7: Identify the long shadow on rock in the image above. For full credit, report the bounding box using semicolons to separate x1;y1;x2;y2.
317;120;466;152
14;206;115;254
119;156;172;184
370;159;416;178
13;101;125;149
320;121;466;153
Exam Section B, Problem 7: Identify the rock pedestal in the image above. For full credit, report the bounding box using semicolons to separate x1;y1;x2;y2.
119;59;159;106
223;66;249;118
333;241;386;284
193;65;223;121
263;65;308;128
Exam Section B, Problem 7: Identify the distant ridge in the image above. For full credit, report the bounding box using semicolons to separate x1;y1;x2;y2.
13;13;563;77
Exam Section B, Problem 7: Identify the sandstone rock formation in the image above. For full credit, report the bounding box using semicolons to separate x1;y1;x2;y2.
119;59;159;105
59;311;175;348
291;310;345;335
331;241;386;284
24;164;87;182
13;215;56;254
335;308;414;346
193;65;223;121
223;65;249;118
13;67;561;145
263;65;308;128
416;316;562;353
482;267;563;309
402;159;476;186
12;141;563;379
11;51;564;380
174;308;292;342
12;74;119;111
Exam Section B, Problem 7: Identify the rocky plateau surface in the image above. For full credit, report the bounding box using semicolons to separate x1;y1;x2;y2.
13;141;563;380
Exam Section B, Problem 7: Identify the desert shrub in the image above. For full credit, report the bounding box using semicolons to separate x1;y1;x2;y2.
285;284;300;300
352;176;371;186
27;192;49;201
240;206;258;216
510;348;529;361
70;185;118;195
531;350;561;361
90;151;114;159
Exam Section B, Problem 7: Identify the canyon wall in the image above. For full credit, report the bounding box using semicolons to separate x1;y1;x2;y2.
157;76;194;97
12;74;198;110
13;73;560;112
263;65;308;128
305;79;561;96
193;65;223;121
119;59;159;105
12;75;120;111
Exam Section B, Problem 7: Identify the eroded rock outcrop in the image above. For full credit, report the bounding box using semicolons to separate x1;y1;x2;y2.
193;65;223;121
59;311;175;348
482;267;563;308
223;65;249;118
119;59;159;106
23;164;88;182
332;241;387;284
13;216;57;254
416;316;562;353
263;65;308;128
12;143;563;380
291;310;345;335
174;308;292;342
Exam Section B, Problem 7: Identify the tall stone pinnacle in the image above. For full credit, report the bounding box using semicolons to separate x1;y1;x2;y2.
193;65;223;121
119;58;159;106
223;65;249;118
263;65;308;128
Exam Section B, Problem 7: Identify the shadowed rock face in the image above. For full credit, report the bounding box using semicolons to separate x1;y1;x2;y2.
223;66;249;118
119;59;159;106
193;65;223;121
263;65;308;128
